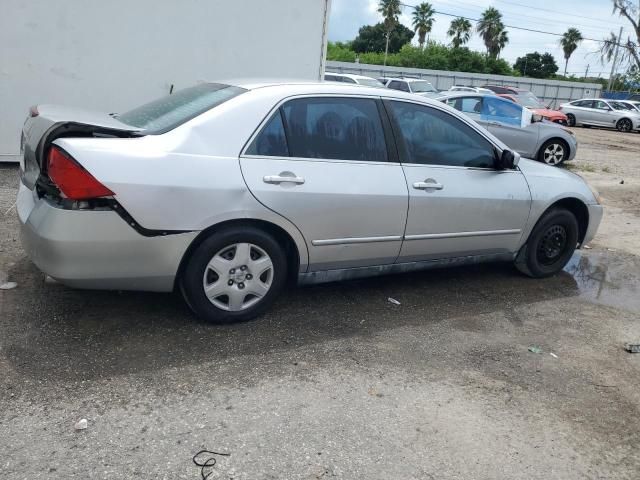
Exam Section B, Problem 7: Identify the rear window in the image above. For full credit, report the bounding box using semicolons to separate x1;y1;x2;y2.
116;83;246;133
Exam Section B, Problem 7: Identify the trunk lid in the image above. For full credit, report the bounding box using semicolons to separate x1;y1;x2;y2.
21;104;142;190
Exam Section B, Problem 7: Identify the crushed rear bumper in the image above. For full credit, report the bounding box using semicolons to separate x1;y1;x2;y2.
17;181;197;292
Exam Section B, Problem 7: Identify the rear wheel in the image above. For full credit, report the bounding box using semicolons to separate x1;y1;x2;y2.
180;227;287;323
566;114;576;127
537;139;568;166
617;118;632;133
515;208;579;278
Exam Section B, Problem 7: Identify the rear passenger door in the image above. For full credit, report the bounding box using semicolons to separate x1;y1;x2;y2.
240;96;408;271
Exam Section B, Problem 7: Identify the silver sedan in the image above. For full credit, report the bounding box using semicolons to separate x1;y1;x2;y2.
438;92;578;166
17;81;602;323
559;98;640;132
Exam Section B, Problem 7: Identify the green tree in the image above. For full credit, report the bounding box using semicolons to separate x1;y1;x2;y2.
412;3;435;48
351;23;415;55
601;1;640;72
513;52;559;78
378;0;402;65
559;28;583;76
477;7;509;59
447;17;472;48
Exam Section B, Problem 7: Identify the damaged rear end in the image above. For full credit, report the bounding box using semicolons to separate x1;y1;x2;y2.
20;104;142;201
16;105;196;292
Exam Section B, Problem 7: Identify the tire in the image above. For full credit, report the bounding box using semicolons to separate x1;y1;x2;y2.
566;114;576;127
180;226;287;323
616;118;633;133
515;208;579;278
537;139;568;166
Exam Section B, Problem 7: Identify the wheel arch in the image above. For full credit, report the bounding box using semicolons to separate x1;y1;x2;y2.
545;197;589;245
174;218;302;291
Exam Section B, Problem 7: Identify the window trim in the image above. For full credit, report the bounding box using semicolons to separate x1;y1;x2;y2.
240;93;400;165
381;97;514;172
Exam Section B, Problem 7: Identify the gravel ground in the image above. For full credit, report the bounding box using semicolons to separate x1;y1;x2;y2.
1;127;640;479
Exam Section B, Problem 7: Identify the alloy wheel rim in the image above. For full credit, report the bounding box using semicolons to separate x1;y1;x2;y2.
202;243;274;311
619;119;631;132
537;225;568;266
543;144;565;165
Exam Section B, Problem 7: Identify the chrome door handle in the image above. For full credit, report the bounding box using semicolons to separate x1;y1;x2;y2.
263;174;305;185
413;181;444;190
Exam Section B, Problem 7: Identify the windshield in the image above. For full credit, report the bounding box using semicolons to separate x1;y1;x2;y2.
117;83;246;133
515;92;545;108
357;78;385;87
411;81;437;93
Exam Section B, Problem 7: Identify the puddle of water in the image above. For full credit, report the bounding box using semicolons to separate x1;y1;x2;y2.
564;250;640;313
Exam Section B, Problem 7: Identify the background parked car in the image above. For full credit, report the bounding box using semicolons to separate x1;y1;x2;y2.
439;92;577;166
615;100;640;113
449;86;496;95
559;98;640;132
324;72;385;87
383;77;441;98
482;85;568;125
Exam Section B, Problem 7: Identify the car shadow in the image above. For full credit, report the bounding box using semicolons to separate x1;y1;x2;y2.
2;255;582;382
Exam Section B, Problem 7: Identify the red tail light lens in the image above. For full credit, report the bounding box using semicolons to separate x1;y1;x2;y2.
47;147;114;200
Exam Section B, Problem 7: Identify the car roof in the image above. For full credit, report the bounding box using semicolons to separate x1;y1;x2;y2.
437;91;507;100
382;77;431;83
216;80;442;103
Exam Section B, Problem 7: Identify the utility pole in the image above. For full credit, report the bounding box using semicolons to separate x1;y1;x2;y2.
584;64;590;80
607;27;623;91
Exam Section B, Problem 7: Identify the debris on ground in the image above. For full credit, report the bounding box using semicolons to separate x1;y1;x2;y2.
624;344;640;353
620;179;624;184
583;245;592;250
387;297;401;305
0;282;17;290
74;418;88;430
549;352;558;359
528;345;543;354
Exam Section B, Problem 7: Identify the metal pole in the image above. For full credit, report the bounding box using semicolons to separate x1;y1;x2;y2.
607;27;623;91
584;64;589;80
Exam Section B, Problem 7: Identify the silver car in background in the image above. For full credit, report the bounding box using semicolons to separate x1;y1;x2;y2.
324;72;385;88
17;81;602;323
560;98;640;132
439;92;578;165
382;77;441;98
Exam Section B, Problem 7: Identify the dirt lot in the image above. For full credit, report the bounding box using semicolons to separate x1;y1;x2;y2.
1;127;640;479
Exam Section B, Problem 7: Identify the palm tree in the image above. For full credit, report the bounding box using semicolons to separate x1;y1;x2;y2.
378;0;402;65
560;28;583;76
447;17;472;48
477;7;509;59
412;3;435;48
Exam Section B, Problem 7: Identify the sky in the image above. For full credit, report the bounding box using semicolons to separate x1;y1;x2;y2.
328;0;631;79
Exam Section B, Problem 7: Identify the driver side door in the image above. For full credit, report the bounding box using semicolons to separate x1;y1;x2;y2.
384;99;532;262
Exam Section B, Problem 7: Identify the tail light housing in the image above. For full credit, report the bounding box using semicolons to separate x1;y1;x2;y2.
47;146;114;200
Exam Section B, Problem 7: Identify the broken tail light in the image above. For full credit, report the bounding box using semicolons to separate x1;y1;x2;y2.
47;146;114;200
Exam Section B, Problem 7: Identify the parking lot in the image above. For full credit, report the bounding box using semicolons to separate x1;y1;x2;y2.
1;127;639;479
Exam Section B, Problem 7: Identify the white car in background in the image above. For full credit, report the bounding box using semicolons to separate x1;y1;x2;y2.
449;86;496;95
560;98;640;132
324;72;384;88
381;77;441;98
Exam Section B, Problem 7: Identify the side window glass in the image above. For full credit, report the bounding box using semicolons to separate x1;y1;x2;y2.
246;109;289;157
400;82;411;92
343;77;357;84
281;97;388;162
459;97;483;114
594;101;609;110
482;97;523;126
388;81;401;90
389;101;495;168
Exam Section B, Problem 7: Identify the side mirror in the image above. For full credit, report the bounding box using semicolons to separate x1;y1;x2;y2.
494;149;519;170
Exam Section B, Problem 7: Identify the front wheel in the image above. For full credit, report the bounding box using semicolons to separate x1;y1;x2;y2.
538;139;568;166
566;114;576;127
180;227;288;323
617;118;633;133
515;208;579;278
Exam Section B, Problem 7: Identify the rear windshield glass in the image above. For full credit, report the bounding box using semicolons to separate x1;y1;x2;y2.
116;83;246;133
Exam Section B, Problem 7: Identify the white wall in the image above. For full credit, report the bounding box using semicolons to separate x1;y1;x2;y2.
0;0;331;161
